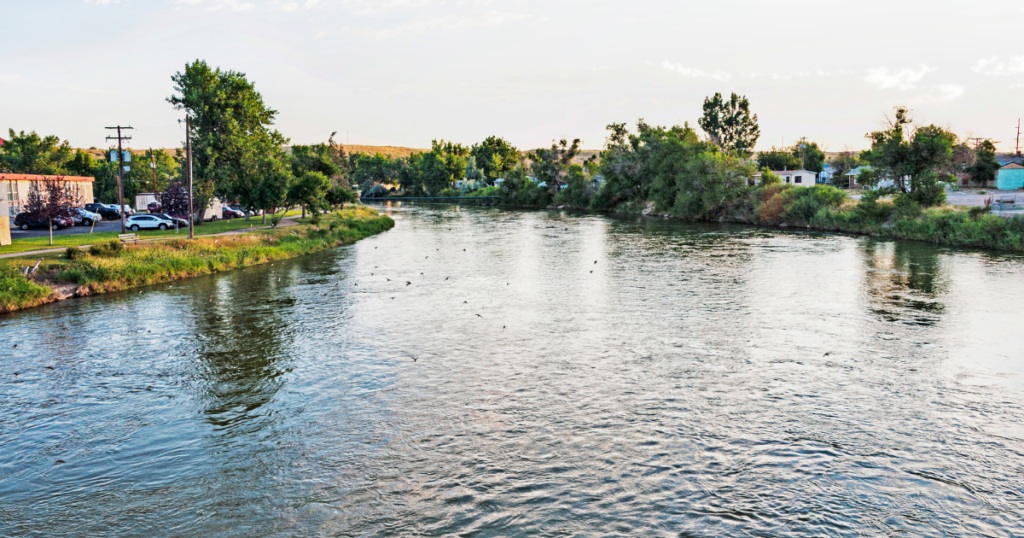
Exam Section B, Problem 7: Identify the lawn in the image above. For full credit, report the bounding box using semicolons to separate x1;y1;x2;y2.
1;217;279;255
0;206;395;313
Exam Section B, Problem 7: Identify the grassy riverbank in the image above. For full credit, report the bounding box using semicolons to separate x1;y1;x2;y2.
0;217;274;254
0;206;394;314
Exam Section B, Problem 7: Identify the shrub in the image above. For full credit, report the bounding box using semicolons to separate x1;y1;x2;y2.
89;239;124;257
968;205;990;219
892;194;922;219
56;267;88;285
65;247;84;260
465;185;499;197
437;188;461;197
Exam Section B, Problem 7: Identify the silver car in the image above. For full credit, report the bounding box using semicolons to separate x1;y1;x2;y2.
125;214;176;231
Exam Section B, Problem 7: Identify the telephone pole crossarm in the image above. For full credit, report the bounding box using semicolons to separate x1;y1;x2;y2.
104;125;134;233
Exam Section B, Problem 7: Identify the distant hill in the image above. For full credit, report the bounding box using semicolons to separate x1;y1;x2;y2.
341;145;427;158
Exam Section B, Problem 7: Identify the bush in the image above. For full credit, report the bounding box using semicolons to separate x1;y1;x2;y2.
892;194;922;219
437;188;461;197
89;239;124;257
967;205;990;218
65;247;84;260
56;267;88;285
465;185;499;197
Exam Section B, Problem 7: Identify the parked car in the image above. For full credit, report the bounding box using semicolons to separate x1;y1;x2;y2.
106;203;134;216
125;214;176;231
222;207;245;219
147;201;162;213
13;213;69;230
83;203;119;220
149;213;188;228
71;208;101;226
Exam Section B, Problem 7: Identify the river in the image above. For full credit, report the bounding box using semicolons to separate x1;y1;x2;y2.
2;204;1024;537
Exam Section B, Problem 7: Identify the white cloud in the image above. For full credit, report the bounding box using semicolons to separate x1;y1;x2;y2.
175;0;254;11
343;10;526;39
972;56;1024;75
864;65;933;90
282;2;298;10
910;84;965;104
84;0;126;4
661;61;730;82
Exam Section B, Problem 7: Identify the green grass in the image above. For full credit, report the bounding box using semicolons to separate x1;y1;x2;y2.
1;217;282;254
0;206;394;313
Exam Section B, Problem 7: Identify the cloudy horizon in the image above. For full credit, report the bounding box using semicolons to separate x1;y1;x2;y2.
3;0;1023;154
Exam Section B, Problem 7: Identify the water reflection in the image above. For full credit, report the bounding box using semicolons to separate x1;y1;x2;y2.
862;240;947;325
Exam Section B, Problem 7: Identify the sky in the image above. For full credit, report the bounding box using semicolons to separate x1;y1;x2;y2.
2;0;1023;154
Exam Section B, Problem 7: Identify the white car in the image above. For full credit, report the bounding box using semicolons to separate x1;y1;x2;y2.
125;214;176;231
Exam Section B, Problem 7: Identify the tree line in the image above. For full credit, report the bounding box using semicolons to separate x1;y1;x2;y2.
1;63;1005;228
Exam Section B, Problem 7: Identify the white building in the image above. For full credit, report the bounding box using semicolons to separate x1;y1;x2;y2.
772;169;816;186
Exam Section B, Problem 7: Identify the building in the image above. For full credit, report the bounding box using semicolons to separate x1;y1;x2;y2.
0;182;10;245
1;173;95;217
845;166;873;188
996;162;1024;190
772;169;817;186
819;164;834;185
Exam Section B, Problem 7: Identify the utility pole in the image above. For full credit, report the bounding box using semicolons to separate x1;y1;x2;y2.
186;115;194;240
1016;119;1021;158
149;147;158;200
105;125;133;233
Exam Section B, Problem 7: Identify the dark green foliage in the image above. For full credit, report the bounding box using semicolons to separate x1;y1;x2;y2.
967;140;1000;185
697;92;760;156
0;129;73;174
497;166;551;207
65;247;83;260
470;136;520;180
553;165;594;208
529;138;585;194
756;147;801;172
860;107;955;205
671;150;755;220
89;239;124;257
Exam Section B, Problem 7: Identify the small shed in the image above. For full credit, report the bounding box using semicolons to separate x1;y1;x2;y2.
996;162;1024;190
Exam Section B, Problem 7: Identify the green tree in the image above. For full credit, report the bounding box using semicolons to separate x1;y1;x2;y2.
860;107;955;206
673;149;756;220
124;149;178;200
967;139;1000;185
464;156;486;181
417;140;469;195
792;140;826;173
529;138;585;194
596;120;705;210
756;147;801;171
697;92;760;156
287;171;330;220
167;60;287;225
470;136;520;181
828;150;860;188
0;129;73;174
291;143;341;178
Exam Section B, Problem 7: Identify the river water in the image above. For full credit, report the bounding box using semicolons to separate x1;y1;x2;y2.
3;204;1024;537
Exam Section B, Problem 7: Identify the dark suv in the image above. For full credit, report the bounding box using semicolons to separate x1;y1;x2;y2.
84;203;120;220
13;213;70;230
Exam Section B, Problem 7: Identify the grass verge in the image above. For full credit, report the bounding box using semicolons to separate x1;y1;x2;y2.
0;217;282;254
0;206;394;314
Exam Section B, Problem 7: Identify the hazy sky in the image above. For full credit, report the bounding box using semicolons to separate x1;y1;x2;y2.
3;0;1023;153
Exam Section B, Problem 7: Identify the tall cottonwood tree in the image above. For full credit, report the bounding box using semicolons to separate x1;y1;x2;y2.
698;93;760;156
167;60;287;225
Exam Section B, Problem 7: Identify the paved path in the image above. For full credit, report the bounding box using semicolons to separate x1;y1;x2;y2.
0;216;299;259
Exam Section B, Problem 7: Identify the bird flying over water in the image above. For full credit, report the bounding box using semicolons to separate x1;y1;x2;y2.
406;281;411;286
475;314;482;318
445;277;450;281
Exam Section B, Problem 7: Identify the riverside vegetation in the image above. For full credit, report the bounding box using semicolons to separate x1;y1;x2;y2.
0;206;394;313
